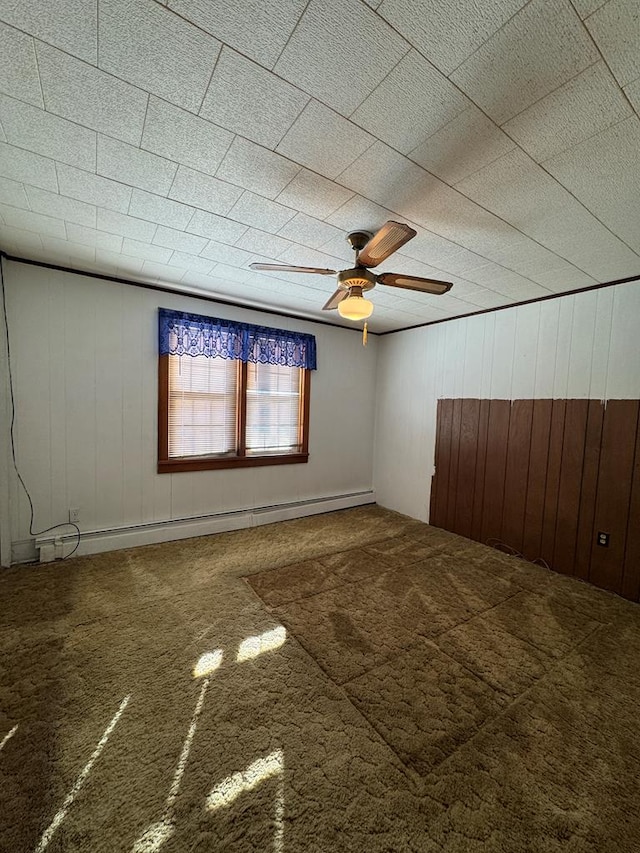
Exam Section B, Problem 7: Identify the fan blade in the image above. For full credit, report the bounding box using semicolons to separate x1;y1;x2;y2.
249;263;336;275
322;289;348;310
356;221;417;268
378;273;452;295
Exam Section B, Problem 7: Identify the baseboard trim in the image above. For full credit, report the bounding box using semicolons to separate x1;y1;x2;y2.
12;490;376;563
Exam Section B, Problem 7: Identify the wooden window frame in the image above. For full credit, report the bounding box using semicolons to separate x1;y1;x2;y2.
158;354;310;473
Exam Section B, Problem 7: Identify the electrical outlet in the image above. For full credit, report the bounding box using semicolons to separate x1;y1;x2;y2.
597;531;610;547
69;507;80;524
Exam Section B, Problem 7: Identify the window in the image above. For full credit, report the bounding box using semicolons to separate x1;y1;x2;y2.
157;309;315;473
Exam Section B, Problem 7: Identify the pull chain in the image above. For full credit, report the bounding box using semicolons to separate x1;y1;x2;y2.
362;322;368;346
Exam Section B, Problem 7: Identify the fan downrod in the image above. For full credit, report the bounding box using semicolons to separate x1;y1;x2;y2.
346;230;371;254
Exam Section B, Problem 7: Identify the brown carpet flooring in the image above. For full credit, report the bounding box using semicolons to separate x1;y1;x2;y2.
1;505;640;852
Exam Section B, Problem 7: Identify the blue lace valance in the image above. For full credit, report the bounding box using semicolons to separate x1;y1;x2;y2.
158;308;317;370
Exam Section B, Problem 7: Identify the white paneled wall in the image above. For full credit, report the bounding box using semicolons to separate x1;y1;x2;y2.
3;260;377;547
374;280;640;521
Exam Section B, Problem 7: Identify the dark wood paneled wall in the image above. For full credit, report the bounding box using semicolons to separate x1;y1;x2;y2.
430;398;640;601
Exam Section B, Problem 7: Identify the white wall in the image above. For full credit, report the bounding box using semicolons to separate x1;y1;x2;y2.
0;264;11;566
3;260;378;555
374;280;640;522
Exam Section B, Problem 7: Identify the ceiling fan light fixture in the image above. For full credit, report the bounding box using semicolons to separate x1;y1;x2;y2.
337;286;374;321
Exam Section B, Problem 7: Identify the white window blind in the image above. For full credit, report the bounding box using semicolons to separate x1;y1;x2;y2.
246;362;302;455
168;354;238;458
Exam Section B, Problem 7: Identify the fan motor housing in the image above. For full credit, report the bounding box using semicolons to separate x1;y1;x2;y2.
346;230;372;252
338;267;377;292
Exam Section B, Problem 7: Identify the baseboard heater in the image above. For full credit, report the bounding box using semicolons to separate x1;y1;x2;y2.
18;490;376;564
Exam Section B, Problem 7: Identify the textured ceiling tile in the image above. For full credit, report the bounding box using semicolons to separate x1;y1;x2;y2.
234;228;293;259
140;260;185;283
393;176;550;274
141;97;233;176
455;147;640;278
568;238;640;279
97;136;177;195
443;279;491;299
199;241;255;267
98;0;220;112
0;176;29;209
463;288;514;308
337;141;439;216
277;212;343;250
216;138;300;200
277;101;375;179
169;166;243;215
425;293;478;314
36;43;148;146
206;261;252;283
375;253;452;281
454;148;560;218
112;255;151;275
0;22;43;107
243;268;324;294
503;61;632;162
0;0;97;62
96;247;145;274
200;48;308;150
97;208;158;242
450;0;600;125
153;225;207;254
274;0;409;116
278;243;344;271
185;209;247;245
166;249;215;274
128;189;194;230
65;223;123;251
319;231;364;263
40;235;96;263
544;116;640;253
248;268;324;292
571;0;608;17
478;231;573;283
0;94;96;170
377;0;528;75
275;169;354;220
0;203;66;239
531;264;598;290
454;261;542;294
373;305;441;327
0;224;42;251
586;0;640;87
24;186;97;228
178;269;220;291
400;228;486;275
483;275;551;299
625;78;640;114
3;0;633;329
227;191;296;233
410;105;516;184
352;50;468;153
55;164;132;214
120;237;172;263
168;0;307;68
325;194;396;234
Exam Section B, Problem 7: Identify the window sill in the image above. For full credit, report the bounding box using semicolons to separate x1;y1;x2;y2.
158;452;309;473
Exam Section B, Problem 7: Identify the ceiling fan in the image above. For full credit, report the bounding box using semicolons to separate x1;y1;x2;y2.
249;221;453;322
